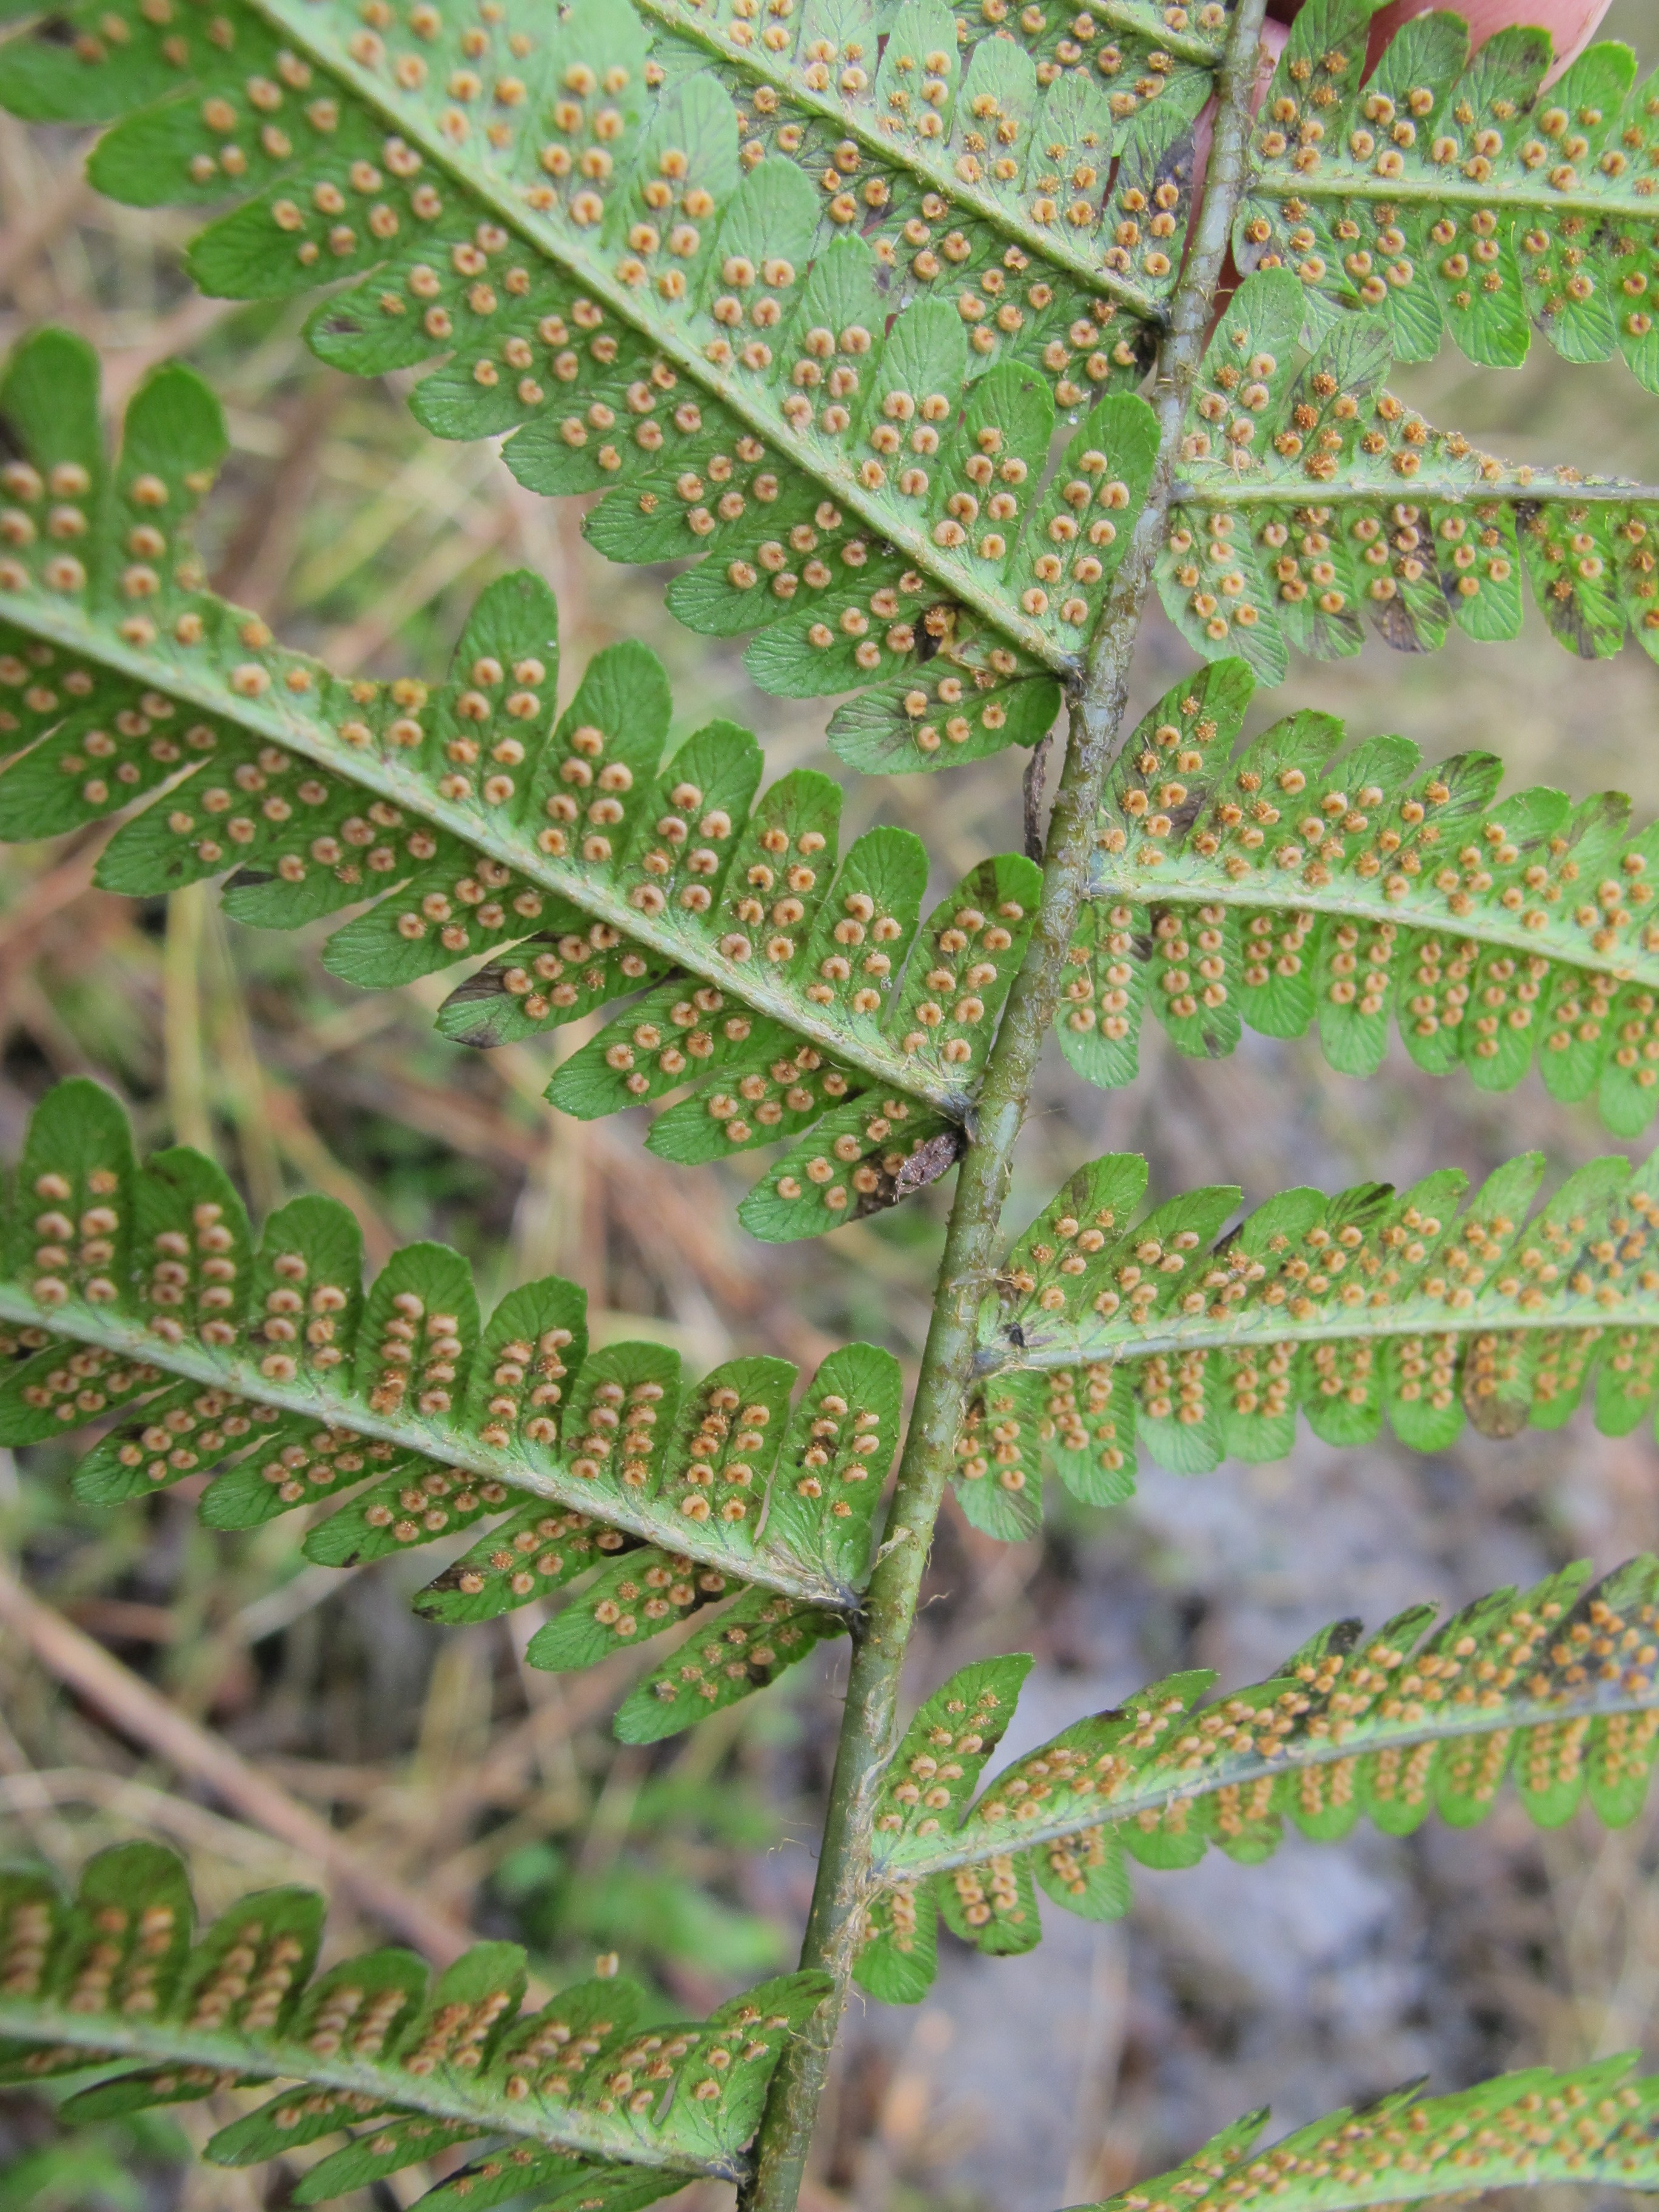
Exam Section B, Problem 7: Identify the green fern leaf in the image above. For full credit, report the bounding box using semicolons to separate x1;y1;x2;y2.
1054;658;1659;1136
286;2117;511;2203
0;1080;917;1745
757;1337;905;1584
1074;2059;1659;2212
452;2162;691;2212
10;7;1659;730
1237;0;1659;397
1161;272;1659;680
866;1653;1033;1854
854;1555;1659;1999
950;1142;1659;1523
0;1843;829;2181
526;1543;749;1671
0;329;1050;1236
848;1879;940;2005
612;1586;846;1741
0;0;1196;765
413;1503;646;1623
956;1369;1101;1535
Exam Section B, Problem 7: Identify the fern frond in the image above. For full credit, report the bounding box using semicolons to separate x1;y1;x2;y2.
0;0;1194;767
1160;272;1659;683
10;6;1659;742
0;1840;828;2185
951;1142;1659;1536
1070;2059;1659;2212
0;1078;916;1749
0;330;1050;1240
1238;0;1659;397
851;1554;1659;1999
1054;659;1659;1138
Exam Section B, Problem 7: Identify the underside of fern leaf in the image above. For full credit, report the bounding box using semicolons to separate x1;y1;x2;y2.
948;1142;1659;1537
0;0;1201;769
850;1553;1659;2000
1;0;1654;740
1161;272;1659;684
0;1078;917;1735
1054;658;1659;1139
6;0;1658;2181
1238;0;1659;397
1073;2059;1659;2212
0;1840;829;2188
0;328;1050;1241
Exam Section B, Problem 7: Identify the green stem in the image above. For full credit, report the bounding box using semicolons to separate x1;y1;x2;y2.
1174;475;1659;506
976;1293;1659;1376
1249;167;1659;218
739;10;1270;2208
163;882;213;1159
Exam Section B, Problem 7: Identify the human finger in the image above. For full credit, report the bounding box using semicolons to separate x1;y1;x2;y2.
1364;0;1615;76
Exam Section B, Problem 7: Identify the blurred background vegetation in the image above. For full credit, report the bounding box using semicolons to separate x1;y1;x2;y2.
2;3;1659;2204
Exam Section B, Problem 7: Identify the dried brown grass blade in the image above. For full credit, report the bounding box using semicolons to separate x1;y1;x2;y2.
0;1557;474;1963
